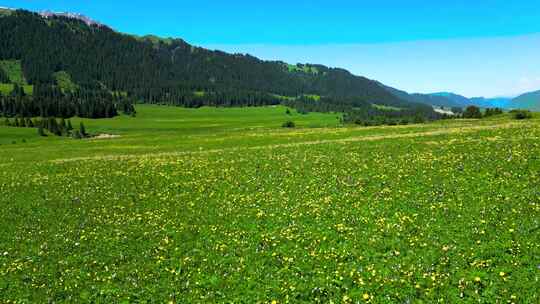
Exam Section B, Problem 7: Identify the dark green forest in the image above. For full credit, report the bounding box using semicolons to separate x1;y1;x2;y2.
0;83;135;118
0;9;438;121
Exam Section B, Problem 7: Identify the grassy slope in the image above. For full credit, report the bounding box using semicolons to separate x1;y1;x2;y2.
0;60;27;85
0;83;12;95
0;8;12;16
372;103;402;111
287;63;319;74
0;83;33;95
0;60;33;95
53;71;79;92
0;105;539;302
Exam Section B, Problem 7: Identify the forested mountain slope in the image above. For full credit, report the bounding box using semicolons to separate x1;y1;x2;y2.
379;84;461;108
0;9;437;121
1;10;398;103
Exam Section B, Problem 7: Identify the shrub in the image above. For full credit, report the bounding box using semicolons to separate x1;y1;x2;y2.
484;108;503;117
73;130;82;139
510;110;532;120
282;121;296;128
37;126;46;137
451;107;463;114
79;122;87;137
463;106;482;119
413;115;425;124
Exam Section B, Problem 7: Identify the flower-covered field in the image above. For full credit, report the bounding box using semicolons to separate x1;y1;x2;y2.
1;106;539;303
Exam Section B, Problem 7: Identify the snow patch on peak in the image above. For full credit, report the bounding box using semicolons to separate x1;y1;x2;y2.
39;10;103;27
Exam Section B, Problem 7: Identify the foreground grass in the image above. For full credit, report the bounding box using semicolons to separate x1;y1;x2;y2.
0;105;539;303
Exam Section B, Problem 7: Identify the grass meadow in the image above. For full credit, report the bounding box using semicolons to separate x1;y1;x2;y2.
0;105;539;303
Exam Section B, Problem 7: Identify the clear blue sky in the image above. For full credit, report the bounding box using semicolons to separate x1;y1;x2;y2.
3;0;540;97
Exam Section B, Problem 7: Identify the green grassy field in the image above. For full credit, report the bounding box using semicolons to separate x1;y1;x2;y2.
1;105;539;303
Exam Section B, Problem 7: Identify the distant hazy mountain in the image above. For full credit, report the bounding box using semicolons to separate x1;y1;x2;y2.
380;85;461;108
511;90;540;111
469;97;512;108
430;92;471;107
427;93;519;110
410;93;461;108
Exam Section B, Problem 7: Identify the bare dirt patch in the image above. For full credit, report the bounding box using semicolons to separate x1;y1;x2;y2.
90;134;121;140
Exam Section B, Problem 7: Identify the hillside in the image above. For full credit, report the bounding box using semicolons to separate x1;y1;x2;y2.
380;84;461;108
430;92;471;107
380;85;511;110
512;90;540;111
403;92;518;110
0;9;433;117
469;97;512;108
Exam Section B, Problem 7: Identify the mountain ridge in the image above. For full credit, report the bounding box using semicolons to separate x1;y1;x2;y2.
378;84;461;109
39;10;104;27
2;8;536;115
511;90;540;111
0;9;428;108
0;8;443;122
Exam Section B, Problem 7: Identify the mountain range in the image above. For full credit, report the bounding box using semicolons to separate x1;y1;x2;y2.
511;90;540;111
384;89;539;111
427;92;539;111
0;7;538;113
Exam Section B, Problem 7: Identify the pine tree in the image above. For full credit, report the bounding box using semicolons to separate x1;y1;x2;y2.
3;118;10;126
67;120;73;131
79;122;87;137
11;84;25;97
463;106;482;119
73;130;82;139
59;118;66;135
48;118;61;136
37;125;46;136
14;117;20;127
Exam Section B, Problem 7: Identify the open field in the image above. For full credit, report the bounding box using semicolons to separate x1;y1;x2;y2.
1;105;539;303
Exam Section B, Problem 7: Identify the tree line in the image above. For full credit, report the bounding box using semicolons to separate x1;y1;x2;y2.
3;116;88;138
283;95;442;125
453;106;532;120
0;83;135;118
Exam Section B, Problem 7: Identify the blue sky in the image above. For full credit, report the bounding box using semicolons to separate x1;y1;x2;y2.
3;0;540;97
